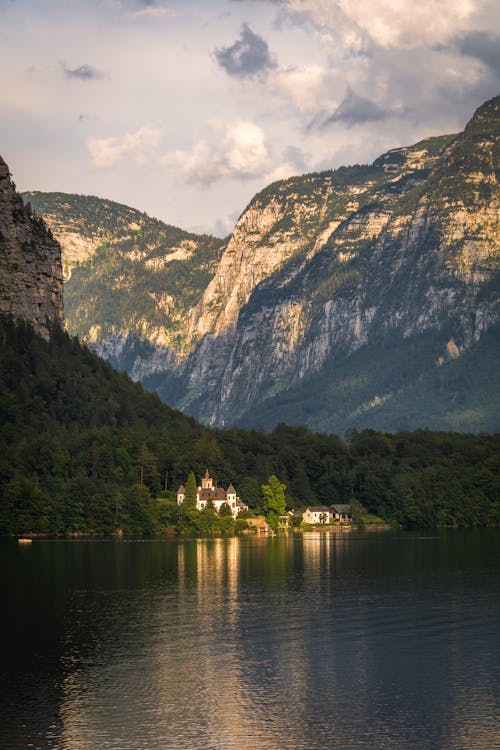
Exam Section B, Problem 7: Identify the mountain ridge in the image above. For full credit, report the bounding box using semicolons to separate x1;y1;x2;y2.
22;96;500;433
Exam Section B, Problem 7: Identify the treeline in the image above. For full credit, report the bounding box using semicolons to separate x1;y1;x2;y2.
0;317;498;535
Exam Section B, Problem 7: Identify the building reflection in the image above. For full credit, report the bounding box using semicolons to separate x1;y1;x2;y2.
54;535;499;750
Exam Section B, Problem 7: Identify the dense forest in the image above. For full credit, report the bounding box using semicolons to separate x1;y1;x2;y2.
0;315;498;535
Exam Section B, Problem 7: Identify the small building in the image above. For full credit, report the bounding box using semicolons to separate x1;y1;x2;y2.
330;504;353;522
303;506;330;525
246;516;270;534
177;470;248;519
278;510;296;526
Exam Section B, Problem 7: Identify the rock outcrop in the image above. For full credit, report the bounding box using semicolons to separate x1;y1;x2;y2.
0;157;64;339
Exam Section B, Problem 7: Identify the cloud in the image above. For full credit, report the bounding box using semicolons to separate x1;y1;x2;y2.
272;64;345;113
214;23;277;79
456;31;500;74
276;0;478;49
313;87;392;128
86;125;163;169
106;0;172;18
126;6;172;19
64;64;103;80
210;211;241;238
162;120;269;185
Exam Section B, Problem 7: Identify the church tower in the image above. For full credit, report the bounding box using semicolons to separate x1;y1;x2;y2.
201;469;214;490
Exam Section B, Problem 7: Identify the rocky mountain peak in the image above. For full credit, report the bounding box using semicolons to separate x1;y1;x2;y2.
466;95;500;131
0;157;64;338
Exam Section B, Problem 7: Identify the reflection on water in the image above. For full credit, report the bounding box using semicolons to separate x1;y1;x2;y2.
1;531;499;750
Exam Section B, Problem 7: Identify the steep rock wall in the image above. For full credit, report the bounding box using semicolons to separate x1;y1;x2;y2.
178;98;499;426
0;158;64;339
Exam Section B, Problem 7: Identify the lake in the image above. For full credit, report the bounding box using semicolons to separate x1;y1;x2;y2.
1;530;499;750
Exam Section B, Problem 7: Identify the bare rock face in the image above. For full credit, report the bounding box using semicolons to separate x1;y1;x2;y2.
176;97;499;428
22;96;500;432
0;158;64;338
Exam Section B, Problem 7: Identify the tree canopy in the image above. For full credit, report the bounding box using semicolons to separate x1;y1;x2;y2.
0;316;499;535
262;475;287;528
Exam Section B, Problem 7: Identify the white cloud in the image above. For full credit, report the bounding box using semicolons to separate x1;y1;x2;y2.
264;161;299;184
86;125;163;170
126;7;173;20
271;64;344;112
283;0;478;48
162;120;269;185
3;0;498;236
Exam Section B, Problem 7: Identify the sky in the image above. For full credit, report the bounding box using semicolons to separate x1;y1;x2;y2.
1;0;499;236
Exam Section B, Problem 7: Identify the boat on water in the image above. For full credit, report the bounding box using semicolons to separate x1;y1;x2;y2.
18;538;32;544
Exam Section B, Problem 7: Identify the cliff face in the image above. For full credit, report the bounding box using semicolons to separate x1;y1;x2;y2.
0;158;64;339
183;98;498;430
21;193;225;379
25;96;500;432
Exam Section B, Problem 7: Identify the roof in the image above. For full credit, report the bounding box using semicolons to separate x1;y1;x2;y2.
330;504;352;513
200;487;226;501
305;506;330;513
227;484;236;493
177;485;185;492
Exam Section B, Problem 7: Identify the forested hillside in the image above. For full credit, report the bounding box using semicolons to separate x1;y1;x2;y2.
1;316;498;535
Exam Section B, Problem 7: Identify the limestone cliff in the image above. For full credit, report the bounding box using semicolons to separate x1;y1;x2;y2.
0;158;64;339
182;97;499;430
25;96;500;432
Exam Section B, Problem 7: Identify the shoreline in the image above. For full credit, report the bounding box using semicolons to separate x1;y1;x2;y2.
6;523;497;542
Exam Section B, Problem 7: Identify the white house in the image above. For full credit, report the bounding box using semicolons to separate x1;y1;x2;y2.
303;506;331;524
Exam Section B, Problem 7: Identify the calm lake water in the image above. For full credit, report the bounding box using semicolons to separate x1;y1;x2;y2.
1;530;499;750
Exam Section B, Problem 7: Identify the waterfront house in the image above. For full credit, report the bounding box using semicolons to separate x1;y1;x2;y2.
278;510;296;526
303;506;330;525
330;504;353;522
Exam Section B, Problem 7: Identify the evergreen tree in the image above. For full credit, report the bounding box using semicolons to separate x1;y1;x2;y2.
184;471;197;508
1;316;499;535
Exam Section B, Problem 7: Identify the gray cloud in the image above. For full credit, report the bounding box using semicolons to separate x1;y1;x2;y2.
456;32;500;75
214;23;277;79
64;64;103;80
284;144;307;171
311;87;391;129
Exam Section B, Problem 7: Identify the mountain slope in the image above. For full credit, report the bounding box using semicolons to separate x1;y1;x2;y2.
191;96;499;430
1;159;63;339
23;192;225;378
25;97;500;432
2;154;499;534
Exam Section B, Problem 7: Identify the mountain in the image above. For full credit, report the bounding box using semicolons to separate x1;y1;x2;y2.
2;155;499;534
22;192;225;379
23;97;500;432
1;157;63;339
